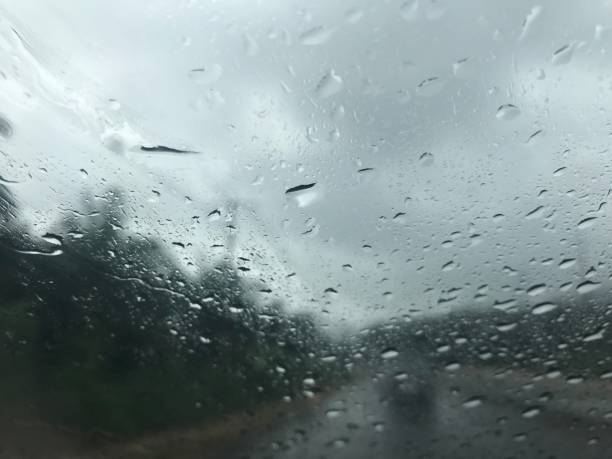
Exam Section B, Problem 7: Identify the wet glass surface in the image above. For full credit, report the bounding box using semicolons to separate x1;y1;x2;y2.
1;1;612;457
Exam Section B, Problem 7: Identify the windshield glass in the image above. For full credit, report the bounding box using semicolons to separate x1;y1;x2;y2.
1;1;611;458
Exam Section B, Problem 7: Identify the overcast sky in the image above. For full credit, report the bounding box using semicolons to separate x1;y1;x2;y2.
1;0;612;332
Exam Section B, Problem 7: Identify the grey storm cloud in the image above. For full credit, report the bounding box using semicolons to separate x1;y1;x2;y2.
1;0;612;331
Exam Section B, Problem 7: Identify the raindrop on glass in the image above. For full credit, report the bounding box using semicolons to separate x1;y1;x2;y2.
315;70;343;98
381;348;399;360
496;104;521;121
531;302;558;315
419;152;434;166
188;64;223;85
0;114;13;140
551;44;573;65
299;26;333;45
462;397;483;409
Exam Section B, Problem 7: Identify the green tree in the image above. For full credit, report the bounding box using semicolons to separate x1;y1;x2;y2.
0;187;347;437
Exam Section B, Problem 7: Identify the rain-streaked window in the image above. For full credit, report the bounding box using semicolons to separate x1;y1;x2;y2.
1;1;611;458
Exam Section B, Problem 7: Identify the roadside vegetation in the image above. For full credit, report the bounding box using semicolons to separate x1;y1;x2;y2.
0;185;347;437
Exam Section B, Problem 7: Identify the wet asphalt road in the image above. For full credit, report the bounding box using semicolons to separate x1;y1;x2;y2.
2;366;610;459
235;368;612;459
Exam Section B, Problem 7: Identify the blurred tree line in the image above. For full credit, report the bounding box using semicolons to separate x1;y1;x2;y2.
0;185;346;437
355;293;612;382
6;181;608;438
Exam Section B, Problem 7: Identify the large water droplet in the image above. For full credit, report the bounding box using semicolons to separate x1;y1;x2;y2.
583;329;604;342
0;114;13;140
553;167;567;177
416;77;444;97
445;362;461;372
285;183;319;207
299;26;333;45
527;283;546;296
325;409;343;419
525;205;544;219
316;70;343;98
518;6;543;41
452;57;474;79
496;104;521;121
393;212;407;224
576;281;600;294
286;183;316;194
551;44;573;65
526;129;544;146
601;371;612;380
521;407;541;418
577;216;597;229
419;152;434;166
442;260;455;271
496;322;517;332
381;348;399;360
558;258;576;269
189;64;223;85
207;209;221;222
493;298;517;312
462;397;483;409
531;302;558;315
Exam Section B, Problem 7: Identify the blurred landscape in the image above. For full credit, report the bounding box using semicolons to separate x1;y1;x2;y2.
1;184;612;458
0;184;348;438
2;1;612;457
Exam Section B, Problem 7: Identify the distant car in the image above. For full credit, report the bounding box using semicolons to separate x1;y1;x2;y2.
377;348;436;424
